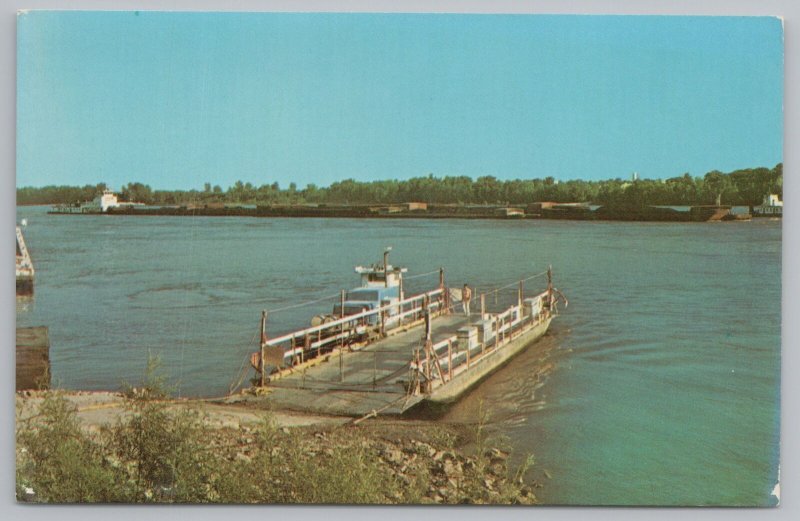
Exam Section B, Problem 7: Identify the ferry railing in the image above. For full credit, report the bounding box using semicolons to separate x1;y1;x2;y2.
290;292;548;392
413;289;552;392
264;287;445;365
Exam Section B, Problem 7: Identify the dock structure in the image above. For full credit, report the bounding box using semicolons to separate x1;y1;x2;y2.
250;263;566;417
16;326;50;391
16;226;35;297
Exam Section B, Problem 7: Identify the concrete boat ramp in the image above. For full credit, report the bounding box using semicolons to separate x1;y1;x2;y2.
264;315;473;417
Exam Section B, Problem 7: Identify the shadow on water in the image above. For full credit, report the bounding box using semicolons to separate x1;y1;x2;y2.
438;330;563;425
401;328;564;447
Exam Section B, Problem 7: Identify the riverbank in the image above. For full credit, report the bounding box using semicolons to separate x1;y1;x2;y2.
15;390;539;504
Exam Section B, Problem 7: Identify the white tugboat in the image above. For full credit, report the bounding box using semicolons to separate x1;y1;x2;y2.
50;188;144;214
752;193;783;217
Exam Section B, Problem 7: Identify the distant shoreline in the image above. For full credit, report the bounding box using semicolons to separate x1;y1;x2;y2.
41;202;775;222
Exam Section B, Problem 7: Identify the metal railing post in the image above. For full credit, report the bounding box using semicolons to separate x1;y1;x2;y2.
448;339;453;382
423;295;432;392
439;268;448;315
260;310;268;386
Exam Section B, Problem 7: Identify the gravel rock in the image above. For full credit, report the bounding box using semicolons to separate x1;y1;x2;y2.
383;448;404;465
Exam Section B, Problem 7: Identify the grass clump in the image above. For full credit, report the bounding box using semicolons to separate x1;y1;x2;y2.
112;356;217;502
214;417;398;504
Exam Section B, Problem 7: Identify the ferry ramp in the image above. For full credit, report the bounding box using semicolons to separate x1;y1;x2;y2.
264;314;473;416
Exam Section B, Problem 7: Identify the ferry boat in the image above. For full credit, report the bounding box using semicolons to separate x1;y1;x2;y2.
248;251;567;415
16;226;34;297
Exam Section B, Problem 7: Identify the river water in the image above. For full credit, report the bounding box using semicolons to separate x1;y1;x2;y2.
15;205;780;506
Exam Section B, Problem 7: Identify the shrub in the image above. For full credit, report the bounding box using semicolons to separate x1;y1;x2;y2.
16;392;127;502
17;359;536;504
112;355;220;502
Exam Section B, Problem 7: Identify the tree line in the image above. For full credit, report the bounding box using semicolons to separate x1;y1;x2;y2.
17;163;782;208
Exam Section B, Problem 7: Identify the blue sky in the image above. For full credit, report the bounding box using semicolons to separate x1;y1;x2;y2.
17;12;783;190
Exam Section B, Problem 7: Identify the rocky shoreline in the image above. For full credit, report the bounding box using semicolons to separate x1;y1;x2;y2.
16;390;540;504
